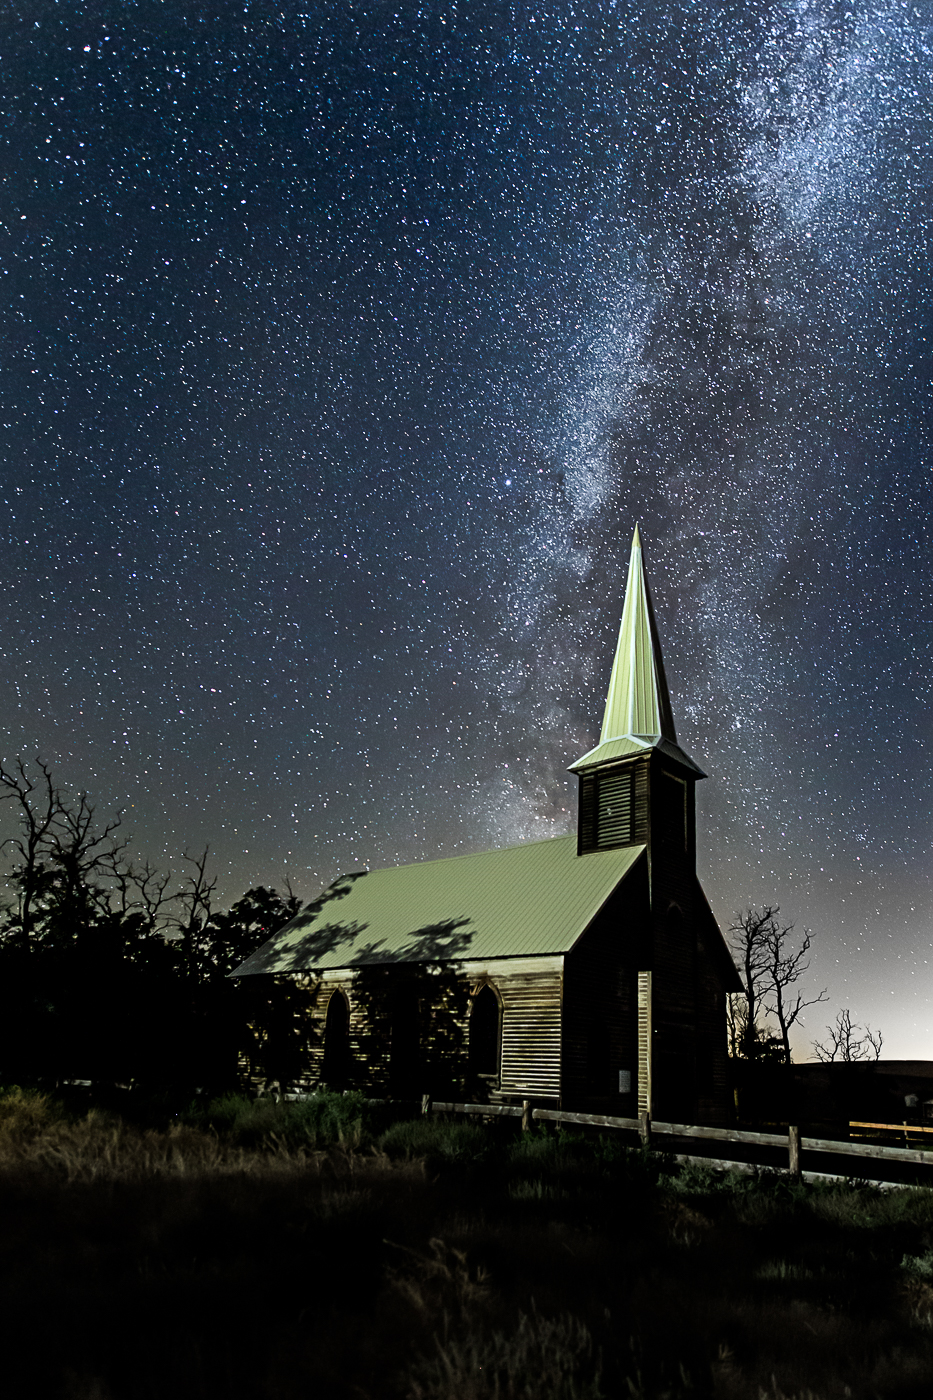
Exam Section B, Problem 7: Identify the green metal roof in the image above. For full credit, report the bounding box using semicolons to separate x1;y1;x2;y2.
570;525;704;778
569;734;705;778
230;835;645;976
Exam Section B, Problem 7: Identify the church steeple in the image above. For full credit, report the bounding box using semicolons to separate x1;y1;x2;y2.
571;525;704;857
570;525;704;780
600;523;677;748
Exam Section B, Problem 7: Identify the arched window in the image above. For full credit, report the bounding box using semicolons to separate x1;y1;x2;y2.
469;983;500;1078
321;989;350;1087
389;981;422;1097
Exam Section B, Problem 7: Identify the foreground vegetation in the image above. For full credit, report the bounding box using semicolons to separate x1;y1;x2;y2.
2;1086;933;1399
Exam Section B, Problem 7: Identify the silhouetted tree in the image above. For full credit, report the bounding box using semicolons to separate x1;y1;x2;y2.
761;919;828;1066
201;884;309;1090
728;907;780;1060
728;906;827;1065
813;1010;883;1063
0;758;312;1095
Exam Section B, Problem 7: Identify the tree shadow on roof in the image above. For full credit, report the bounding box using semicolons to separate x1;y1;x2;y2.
230;870;476;975
229;871;369;976
345;916;474;966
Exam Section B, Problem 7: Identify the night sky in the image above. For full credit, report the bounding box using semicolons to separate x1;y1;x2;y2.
4;1;931;1056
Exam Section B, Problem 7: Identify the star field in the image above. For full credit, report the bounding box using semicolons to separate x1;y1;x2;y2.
2;0;932;1054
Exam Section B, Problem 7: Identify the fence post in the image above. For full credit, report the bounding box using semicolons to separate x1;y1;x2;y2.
639;1111;652;1148
788;1124;801;1177
522;1100;533;1132
421;1094;432;1117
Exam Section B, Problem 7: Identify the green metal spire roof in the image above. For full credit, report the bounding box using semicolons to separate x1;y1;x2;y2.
601;523;677;745
229;835;645;975
570;525;705;778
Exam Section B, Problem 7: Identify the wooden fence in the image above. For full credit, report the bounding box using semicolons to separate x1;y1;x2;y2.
424;1098;933;1180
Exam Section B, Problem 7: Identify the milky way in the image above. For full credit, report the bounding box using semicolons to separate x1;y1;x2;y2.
3;1;932;1054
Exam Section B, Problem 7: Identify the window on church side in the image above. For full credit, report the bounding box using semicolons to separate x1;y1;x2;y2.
321;988;350;1088
469;983;500;1079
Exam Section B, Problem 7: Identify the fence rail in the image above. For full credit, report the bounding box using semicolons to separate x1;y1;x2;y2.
426;1099;933;1178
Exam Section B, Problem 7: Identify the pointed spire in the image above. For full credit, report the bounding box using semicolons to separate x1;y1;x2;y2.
570;525;704;777
600;524;677;745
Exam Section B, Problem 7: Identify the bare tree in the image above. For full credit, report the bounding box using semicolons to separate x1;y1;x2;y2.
109;857;174;933
728;907;777;1058
44;789;129;929
729;905;830;1064
813;1009;883;1063
726;991;749;1060
129;860;174;931
166;847;217;965
0;758;62;938
761;920;828;1066
0;759;135;939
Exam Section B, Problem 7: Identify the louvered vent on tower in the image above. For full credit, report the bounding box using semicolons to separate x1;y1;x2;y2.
598;767;632;846
578;765;636;854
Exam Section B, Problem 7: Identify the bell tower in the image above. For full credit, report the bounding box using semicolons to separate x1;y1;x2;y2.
569;524;704;857
569;525;708;1122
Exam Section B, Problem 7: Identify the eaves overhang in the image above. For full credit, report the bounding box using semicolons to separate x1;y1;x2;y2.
568;734;706;779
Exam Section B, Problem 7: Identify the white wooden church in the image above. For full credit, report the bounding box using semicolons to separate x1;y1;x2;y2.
232;527;740;1124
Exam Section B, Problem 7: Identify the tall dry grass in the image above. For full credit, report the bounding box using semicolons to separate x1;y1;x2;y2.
3;1090;933;1398
0;1085;316;1180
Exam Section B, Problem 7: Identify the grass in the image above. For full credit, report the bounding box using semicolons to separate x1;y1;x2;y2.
2;1087;933;1398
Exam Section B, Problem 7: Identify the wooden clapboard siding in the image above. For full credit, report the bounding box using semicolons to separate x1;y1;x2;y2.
637;970;652;1115
632;758;650;844
646;754;700;1123
339;969;473;1097
642;751;733;1125
577;772;597;853
695;951;729;1125
301;973;357;1089
562;856;649;1111
496;968;563;1101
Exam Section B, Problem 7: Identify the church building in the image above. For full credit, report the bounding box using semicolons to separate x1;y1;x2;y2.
231;527;740;1124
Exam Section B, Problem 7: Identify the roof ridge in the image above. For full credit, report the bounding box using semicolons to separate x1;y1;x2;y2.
358;831;578;876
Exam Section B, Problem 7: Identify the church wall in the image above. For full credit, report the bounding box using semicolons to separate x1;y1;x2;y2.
461;956;562;1105
287;971;359;1093
640;758;697;1123
561;859;650;1113
695;930;731;1125
491;963;563;1104
282;960;567;1104
645;757;732;1125
320;967;471;1098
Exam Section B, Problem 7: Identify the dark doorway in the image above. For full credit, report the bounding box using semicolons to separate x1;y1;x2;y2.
469;984;500;1080
389;981;422;1097
321;989;350;1087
